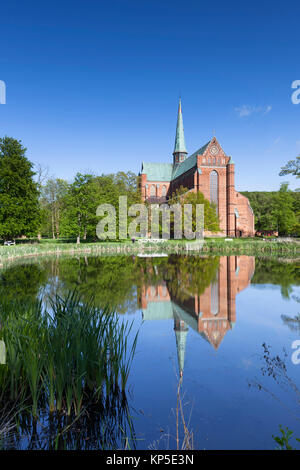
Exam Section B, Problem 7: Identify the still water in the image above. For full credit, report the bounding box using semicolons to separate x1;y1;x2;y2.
0;254;300;449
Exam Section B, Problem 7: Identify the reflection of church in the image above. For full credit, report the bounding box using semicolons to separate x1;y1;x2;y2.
138;256;255;376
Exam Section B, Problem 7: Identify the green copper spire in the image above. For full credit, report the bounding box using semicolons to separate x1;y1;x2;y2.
173;98;187;158
174;318;188;377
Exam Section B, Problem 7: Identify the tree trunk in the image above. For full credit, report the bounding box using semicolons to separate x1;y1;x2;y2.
52;210;55;239
77;213;81;244
56;206;60;239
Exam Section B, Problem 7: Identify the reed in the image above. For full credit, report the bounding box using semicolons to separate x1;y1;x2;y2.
0;290;138;447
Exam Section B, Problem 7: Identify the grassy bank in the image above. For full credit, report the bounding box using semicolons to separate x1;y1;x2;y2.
203;238;300;257
0;238;299;266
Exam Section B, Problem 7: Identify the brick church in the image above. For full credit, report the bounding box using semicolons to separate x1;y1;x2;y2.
139;100;255;237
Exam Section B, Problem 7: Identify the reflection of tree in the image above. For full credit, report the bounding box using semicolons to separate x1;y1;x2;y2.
282;296;300;333
39;255;220;315
250;343;300;426
164;255;219;302
0;255;220;317
55;256;139;314
251;260;300;298
0;264;48;303
137;255;220;304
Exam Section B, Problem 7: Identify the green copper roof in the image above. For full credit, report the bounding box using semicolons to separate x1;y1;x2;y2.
172;140;210;180
188;141;210;159
172;302;198;332
175;327;188;375
174;99;187;154
141;138;215;183
141;162;173;182
172;152;197;180
142;301;174;320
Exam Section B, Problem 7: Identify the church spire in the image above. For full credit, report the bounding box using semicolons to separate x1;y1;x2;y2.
174;316;188;377
173;98;187;166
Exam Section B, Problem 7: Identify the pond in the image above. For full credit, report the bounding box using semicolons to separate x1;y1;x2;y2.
0;254;299;450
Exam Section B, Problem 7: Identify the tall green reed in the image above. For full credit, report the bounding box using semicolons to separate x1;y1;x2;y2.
0;291;138;418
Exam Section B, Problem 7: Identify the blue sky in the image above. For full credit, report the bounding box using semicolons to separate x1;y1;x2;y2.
0;0;299;191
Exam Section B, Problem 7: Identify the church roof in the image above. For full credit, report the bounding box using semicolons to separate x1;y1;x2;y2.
188;141;210;159
141;139;212;182
172;152;198;180
141;162;173;182
142;301;174;320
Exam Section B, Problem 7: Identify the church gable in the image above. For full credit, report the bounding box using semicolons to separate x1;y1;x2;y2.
201;138;227;159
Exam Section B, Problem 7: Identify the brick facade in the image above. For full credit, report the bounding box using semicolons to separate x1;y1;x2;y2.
139;137;255;237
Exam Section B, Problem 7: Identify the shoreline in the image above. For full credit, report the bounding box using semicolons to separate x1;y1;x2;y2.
0;239;299;268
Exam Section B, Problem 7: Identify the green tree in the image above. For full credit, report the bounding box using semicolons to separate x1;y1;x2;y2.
169;187;220;235
241;189;300;234
40;178;69;238
0;137;40;240
183;191;220;233
62;173;98;243
271;183;297;235
279;155;300;180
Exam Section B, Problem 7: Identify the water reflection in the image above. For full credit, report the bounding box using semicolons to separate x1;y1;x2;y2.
0;253;299;450
139;256;255;375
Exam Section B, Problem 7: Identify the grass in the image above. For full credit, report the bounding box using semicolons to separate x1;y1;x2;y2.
0;291;138;449
0;238;299;267
0;239;300;267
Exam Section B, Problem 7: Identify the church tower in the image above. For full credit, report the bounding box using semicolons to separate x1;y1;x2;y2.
173;98;187;167
174;315;188;377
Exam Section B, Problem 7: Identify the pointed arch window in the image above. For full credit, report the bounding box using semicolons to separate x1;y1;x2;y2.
162;185;167;197
210;170;218;213
150;184;156;196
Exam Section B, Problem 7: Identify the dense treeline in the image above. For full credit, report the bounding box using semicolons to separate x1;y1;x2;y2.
39;171;140;241
241;184;300;235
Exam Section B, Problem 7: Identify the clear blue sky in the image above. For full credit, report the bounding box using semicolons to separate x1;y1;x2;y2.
0;0;299;191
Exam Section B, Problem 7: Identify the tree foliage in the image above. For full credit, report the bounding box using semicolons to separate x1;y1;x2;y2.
0;137;40;239
279;155;300;179
168;186;220;234
40;178;68;238
41;171;141;242
241;184;300;235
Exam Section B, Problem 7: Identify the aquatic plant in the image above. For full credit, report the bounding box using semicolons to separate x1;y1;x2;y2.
273;425;300;450
0;291;138;449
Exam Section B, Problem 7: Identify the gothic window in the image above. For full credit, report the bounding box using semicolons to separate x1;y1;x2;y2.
162;185;167;197
213;157;216;165
203;157;206;163
150;184;156;196
210;170;218;212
